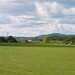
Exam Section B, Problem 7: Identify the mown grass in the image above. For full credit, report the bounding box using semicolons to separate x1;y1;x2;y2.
0;45;75;75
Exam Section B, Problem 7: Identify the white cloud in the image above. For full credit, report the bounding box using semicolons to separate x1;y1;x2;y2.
35;2;63;18
63;8;75;15
35;2;49;17
0;1;75;36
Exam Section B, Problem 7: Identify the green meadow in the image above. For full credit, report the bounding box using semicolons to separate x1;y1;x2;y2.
0;44;75;75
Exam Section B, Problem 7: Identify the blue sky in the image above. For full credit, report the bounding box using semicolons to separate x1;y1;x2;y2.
0;0;75;37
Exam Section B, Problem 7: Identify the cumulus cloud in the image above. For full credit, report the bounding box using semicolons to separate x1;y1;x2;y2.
35;1;64;18
0;1;75;36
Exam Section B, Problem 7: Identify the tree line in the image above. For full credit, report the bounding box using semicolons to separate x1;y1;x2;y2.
0;36;17;43
43;35;75;44
0;35;75;45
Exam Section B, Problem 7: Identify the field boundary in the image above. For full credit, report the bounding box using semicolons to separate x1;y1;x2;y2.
0;43;75;47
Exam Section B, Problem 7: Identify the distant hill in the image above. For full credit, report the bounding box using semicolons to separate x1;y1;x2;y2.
14;37;35;41
48;33;66;36
37;33;66;39
13;33;75;40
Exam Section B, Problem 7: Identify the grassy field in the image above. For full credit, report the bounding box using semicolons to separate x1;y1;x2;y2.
0;44;75;75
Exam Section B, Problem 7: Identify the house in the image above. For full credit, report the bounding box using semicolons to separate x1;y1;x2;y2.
27;39;32;42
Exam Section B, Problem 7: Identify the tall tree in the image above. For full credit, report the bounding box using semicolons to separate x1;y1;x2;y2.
43;35;50;43
7;36;17;42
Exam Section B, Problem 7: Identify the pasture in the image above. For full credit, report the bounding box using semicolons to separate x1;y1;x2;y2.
0;44;75;75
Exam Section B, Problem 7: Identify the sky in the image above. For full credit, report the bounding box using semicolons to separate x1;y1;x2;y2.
0;0;75;37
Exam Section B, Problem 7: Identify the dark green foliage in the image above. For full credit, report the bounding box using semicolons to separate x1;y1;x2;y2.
0;37;7;43
25;40;28;43
40;39;43;41
69;36;75;44
62;39;71;44
7;36;18;42
43;36;75;44
0;36;18;43
62;36;75;44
